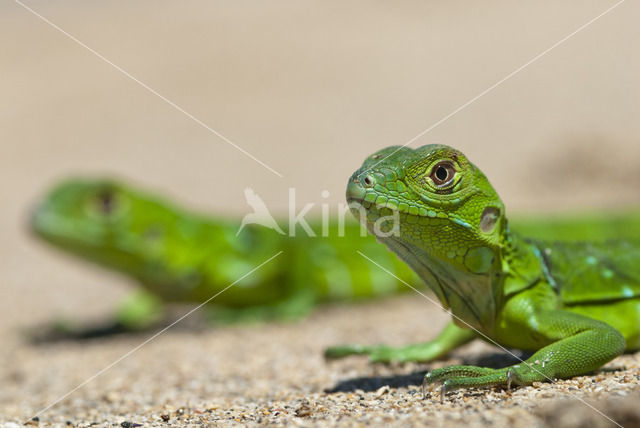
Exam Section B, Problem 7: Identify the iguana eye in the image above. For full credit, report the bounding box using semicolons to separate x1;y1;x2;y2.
430;161;456;187
96;189;116;214
90;187;122;217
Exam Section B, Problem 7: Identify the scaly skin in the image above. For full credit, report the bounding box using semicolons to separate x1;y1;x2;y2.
31;179;416;329
325;144;639;398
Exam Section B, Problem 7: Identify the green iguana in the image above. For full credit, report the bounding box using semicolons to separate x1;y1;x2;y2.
30;178;416;329
325;144;640;398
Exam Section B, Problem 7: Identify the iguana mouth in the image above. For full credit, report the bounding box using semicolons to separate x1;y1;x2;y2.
346;179;367;203
346;175;445;219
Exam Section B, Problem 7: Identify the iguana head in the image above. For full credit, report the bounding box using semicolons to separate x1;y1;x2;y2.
30;178;175;277
30;178;288;304
347;145;507;330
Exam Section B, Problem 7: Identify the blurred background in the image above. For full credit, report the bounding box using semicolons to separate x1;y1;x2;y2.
1;0;639;423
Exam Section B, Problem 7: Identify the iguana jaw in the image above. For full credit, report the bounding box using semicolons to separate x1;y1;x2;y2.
384;234;500;331
349;203;499;331
32;204;104;248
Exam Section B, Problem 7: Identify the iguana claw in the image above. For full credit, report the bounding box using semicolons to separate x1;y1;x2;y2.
421;371;448;403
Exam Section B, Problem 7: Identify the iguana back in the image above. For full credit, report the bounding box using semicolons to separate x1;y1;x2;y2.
530;238;640;304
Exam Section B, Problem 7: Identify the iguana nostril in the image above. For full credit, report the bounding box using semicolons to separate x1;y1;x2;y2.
362;175;374;187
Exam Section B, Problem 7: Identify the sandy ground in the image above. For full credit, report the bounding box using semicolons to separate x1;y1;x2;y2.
2;297;640;427
1;1;640;426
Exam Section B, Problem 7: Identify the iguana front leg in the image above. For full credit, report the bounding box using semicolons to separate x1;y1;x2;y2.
115;289;165;330
325;321;476;363
423;310;626;400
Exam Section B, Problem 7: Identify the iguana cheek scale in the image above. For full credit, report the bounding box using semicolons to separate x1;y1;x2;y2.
326;144;638;397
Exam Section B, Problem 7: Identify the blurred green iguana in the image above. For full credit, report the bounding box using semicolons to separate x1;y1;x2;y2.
30;178;416;331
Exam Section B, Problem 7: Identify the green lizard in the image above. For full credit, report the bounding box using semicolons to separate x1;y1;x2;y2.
30;178;417;329
325;144;640;398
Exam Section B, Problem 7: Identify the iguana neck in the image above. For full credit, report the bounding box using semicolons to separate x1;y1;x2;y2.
378;234;503;333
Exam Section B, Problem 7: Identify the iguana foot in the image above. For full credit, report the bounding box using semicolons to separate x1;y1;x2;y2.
115;290;165;330
421;363;544;401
